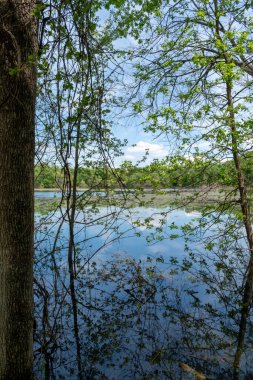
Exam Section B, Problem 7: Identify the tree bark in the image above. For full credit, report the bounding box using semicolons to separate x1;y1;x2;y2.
0;1;37;379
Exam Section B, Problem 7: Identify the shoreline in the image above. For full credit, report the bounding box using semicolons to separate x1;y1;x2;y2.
34;186;236;193
34;186;245;212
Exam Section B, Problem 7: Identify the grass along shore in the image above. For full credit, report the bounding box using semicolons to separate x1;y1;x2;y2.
35;186;246;213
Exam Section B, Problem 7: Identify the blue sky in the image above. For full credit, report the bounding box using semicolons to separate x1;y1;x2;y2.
105;30;170;166
110;100;171;166
95;9;171;166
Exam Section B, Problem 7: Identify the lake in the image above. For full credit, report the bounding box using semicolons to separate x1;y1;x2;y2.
33;191;253;380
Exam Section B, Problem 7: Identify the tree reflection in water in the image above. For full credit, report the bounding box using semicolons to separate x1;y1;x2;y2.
33;205;253;380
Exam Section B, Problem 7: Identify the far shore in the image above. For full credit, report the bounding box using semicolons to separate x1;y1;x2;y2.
34;186;247;211
34;186;239;194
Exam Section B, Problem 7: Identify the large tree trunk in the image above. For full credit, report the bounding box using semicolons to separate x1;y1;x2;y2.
0;1;37;379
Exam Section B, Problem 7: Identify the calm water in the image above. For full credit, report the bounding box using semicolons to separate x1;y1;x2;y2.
33;192;252;379
34;190;108;199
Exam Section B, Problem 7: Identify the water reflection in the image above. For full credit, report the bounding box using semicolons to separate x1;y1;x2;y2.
33;194;253;379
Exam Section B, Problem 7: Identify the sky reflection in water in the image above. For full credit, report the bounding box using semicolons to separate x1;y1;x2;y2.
34;192;252;380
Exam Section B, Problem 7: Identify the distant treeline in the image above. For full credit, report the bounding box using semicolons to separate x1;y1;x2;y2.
35;154;253;189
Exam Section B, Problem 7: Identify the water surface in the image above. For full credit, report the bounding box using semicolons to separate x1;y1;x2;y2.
33;193;253;379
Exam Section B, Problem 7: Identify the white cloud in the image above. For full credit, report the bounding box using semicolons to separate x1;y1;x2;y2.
126;141;168;160
126;35;139;47
119;141;168;165
124;154;135;160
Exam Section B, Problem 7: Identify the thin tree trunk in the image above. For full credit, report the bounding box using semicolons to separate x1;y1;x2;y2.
213;1;253;374
67;121;83;380
226;82;253;379
0;1;37;379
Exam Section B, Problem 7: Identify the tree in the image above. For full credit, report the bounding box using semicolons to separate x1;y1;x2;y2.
107;0;253;377
33;1;129;379
4;0;253;378
0;0;37;379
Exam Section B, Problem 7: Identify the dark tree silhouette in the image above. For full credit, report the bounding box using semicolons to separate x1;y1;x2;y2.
0;1;37;378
